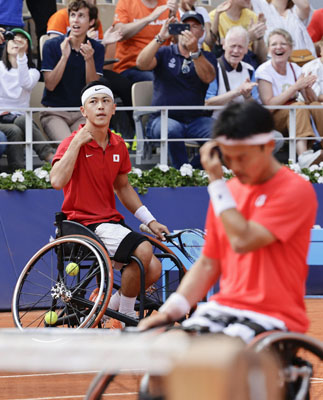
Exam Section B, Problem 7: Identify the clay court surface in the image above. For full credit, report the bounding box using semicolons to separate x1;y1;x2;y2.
0;298;322;400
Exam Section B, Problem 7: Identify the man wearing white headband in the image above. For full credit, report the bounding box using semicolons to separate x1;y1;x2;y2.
50;80;169;326
139;101;317;397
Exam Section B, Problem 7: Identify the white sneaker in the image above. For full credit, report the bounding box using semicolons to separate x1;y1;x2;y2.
298;149;323;169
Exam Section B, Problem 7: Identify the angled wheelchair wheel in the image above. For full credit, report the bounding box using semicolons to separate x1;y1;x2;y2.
249;331;323;400
140;236;187;317
12;235;113;330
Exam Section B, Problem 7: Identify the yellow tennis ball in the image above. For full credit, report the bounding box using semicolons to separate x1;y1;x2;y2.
44;311;58;325
65;262;79;276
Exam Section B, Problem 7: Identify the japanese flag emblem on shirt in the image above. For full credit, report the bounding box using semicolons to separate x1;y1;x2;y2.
113;154;120;162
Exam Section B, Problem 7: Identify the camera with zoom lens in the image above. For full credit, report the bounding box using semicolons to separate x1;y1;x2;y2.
3;30;15;41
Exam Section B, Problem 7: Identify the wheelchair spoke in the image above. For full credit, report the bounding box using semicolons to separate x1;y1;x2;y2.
12;236;113;330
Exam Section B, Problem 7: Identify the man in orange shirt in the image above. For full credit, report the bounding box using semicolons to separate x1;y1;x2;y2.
113;0;179;83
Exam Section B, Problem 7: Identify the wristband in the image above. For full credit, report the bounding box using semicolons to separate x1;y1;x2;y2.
159;292;190;321
208;179;237;216
155;34;165;44
134;205;156;226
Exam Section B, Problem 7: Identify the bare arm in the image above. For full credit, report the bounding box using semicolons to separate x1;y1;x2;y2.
210;0;232;40
292;0;311;22
138;254;220;330
192;53;216;84
252;37;267;64
181;30;215;84
199;141;277;253
176;254;220;304
80;40;100;83
50;126;93;190
113;174;169;239
116;0;178;41
113;173;143;213
136;17;174;70
203;22;214;49
43;37;71;91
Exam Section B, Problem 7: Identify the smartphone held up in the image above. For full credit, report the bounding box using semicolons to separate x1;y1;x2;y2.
168;23;190;36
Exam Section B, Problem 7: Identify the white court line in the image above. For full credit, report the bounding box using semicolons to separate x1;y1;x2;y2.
10;394;138;400
0;368;143;379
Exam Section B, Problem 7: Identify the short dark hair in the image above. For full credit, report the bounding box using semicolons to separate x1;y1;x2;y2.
213;101;274;140
80;78;111;98
68;0;98;22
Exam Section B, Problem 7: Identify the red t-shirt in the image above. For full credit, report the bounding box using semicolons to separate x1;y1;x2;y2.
307;9;323;43
203;167;317;333
113;0;175;73
53;127;132;225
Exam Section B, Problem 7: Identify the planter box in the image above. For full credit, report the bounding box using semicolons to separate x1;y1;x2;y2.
0;185;322;310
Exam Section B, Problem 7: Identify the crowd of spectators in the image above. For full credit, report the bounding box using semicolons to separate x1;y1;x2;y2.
0;0;323;171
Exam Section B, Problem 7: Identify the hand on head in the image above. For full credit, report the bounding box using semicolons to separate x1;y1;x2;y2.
200;141;224;182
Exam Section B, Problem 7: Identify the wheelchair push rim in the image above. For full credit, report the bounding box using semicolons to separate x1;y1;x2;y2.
12;235;113;330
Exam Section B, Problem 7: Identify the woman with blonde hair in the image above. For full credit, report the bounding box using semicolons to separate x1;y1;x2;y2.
256;28;323;168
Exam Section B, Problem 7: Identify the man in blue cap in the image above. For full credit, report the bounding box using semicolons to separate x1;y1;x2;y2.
136;11;217;169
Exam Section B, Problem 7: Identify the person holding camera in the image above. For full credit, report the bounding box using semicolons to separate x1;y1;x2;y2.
0;28;55;171
136;11;217;169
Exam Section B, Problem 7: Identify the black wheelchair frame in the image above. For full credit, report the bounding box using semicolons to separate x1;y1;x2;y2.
11;213;189;330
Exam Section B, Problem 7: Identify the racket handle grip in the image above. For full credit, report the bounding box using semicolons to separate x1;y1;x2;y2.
139;223;155;236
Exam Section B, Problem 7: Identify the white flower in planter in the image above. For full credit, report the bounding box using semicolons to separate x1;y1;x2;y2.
318;176;323;184
132;167;142;178
309;164;319;172
157;164;169;173
11;171;25;183
34;168;49;180
0;172;9;178
180;164;193;177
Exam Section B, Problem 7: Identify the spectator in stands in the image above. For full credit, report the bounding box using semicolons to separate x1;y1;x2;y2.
47;0;103;40
256;28;323;169
307;8;323;57
40;0;104;142
298;38;323;103
251;0;316;57
137;11;217;169
46;0;133;125
208;0;267;69
205;26;258;118
112;0;179;84
0;28;55;171
179;0;213;48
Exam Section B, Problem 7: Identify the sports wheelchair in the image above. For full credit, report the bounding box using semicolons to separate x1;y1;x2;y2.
84;330;323;400
12;213;197;330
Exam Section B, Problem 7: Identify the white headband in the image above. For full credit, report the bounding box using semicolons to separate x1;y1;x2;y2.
215;132;275;146
81;85;114;105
